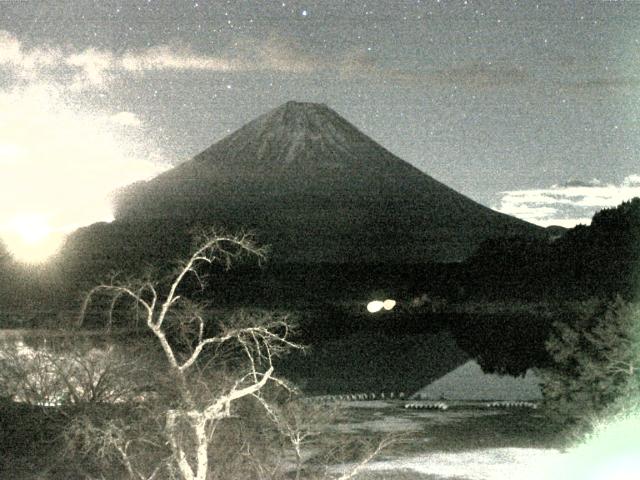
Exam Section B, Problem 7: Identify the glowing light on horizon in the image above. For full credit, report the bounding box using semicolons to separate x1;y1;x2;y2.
0;83;169;264
367;299;397;313
2;214;65;263
383;299;396;311
367;300;384;313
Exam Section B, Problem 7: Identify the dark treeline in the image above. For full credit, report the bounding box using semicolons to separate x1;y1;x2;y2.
11;198;639;314
185;198;640;306
461;198;640;301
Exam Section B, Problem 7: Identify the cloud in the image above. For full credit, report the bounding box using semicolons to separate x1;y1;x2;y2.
2;28;636;95
119;45;237;73
557;178;602;188
256;37;318;74
0;31;170;257
335;52;533;89
431;63;530;88
0;83;169;254
0;30;322;90
622;174;640;187
0;31;61;69
116;36;321;76
0;29;537;91
66;48;117;87
494;176;640;228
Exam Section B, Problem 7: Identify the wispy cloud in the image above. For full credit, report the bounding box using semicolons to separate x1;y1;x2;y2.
0;31;320;89
0;29;536;91
495;176;640;228
0;31;63;73
336;50;533;88
560;76;640;93
2;28;635;95
428;63;531;88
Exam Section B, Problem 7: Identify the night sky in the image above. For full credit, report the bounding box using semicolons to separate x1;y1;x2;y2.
1;1;639;260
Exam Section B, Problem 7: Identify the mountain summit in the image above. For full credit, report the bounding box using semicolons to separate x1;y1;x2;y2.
106;101;541;264
116;100;455;209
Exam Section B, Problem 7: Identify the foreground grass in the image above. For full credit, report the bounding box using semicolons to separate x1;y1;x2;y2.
1;400;566;480
317;401;566;480
327;401;565;451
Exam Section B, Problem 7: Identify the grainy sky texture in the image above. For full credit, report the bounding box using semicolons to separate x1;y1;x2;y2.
1;0;639;237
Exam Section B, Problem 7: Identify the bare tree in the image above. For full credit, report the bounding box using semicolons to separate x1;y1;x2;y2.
68;229;396;480
76;229;302;480
0;337;154;407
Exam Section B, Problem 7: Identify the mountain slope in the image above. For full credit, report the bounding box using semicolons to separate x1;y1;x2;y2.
108;101;542;265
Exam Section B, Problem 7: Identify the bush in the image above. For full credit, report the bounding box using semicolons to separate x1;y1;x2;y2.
538;296;640;427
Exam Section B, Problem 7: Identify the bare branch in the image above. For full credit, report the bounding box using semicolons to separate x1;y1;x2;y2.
77;284;153;328
203;366;274;421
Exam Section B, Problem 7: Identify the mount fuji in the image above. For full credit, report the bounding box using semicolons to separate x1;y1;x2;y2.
103;101;542;266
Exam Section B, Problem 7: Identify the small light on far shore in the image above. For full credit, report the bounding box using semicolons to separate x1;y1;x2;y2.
367;300;384;313
367;299;396;313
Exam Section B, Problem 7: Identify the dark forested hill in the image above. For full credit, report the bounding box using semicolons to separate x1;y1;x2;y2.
461;198;640;300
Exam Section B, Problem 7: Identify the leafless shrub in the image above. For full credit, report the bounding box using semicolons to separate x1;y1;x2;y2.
0;335;161;408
